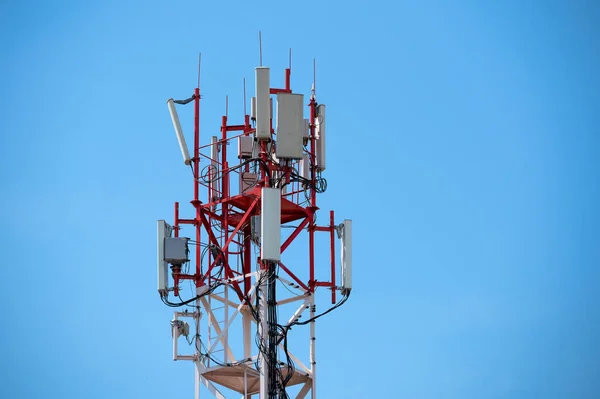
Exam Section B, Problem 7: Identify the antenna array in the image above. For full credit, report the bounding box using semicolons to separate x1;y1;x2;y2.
158;45;353;399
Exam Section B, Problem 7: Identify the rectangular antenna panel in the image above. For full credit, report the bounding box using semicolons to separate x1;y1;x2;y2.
238;135;253;159
275;93;304;159
255;67;271;139
341;219;352;292
157;220;172;293
251;215;261;243
303;118;309;139
251;96;257;120
240;172;257;193
211;136;219;162
261;187;281;261
211;136;220;201
315;104;326;171
300;153;310;180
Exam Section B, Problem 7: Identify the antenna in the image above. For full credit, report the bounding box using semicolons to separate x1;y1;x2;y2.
311;58;316;98
243;78;247;116
197;52;201;89
158;44;352;399
166;98;192;165
259;31;263;66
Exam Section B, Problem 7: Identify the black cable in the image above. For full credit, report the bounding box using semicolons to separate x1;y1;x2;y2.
159;281;223;307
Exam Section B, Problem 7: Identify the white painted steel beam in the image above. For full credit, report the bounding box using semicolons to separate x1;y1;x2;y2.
196;363;228;399
201;297;236;362
296;382;312;399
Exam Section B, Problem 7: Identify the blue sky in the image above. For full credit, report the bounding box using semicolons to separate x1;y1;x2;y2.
1;1;599;398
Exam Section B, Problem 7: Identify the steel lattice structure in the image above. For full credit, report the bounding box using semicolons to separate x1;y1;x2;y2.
157;54;352;399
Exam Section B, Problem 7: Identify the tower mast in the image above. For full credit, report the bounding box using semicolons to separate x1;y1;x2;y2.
158;48;353;399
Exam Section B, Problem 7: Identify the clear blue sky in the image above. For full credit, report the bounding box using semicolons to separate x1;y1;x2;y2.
1;1;599;398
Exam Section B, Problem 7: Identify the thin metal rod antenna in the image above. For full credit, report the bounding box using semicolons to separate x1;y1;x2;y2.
243;78;247;116
259;31;263;66
226;95;229;119
312;58;317;97
289;48;292;70
197;53;202;89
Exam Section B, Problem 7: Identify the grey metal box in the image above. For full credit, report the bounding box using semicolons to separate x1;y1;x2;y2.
238;135;254;159
240;172;257;193
251;215;261;243
164;237;189;264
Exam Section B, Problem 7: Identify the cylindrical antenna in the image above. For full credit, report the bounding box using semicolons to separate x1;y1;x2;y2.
259;31;263;66
226;95;229;119
289;48;292;70
167;99;192;165
243;78;247;116
197;52;202;89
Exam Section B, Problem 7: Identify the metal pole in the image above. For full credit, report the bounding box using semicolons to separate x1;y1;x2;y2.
194;88;202;281
172;313;179;361
195;366;200;399
244;367;248;399
259;261;279;399
195;286;202;399
310;295;316;399
258;268;269;398
224;285;229;363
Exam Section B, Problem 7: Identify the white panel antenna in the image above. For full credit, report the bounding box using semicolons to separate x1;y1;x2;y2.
157;220;173;295
255;67;271;139
275;93;304;159
210;136;220;201
167;99;192;165
251;96;257;121
303;118;309;140
340;219;352;294
315;104;326;171
261;187;281;261
300;153;310;180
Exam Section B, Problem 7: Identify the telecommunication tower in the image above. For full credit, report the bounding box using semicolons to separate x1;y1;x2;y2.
157;48;353;399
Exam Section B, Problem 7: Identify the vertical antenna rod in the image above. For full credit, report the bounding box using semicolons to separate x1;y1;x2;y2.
259;31;263;66
243;78;247;116
312;58;316;97
197;52;202;89
285;48;292;91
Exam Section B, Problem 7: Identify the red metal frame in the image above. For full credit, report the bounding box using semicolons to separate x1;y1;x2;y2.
171;66;339;303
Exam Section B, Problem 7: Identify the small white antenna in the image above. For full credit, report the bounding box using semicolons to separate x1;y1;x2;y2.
166;99;192;165
311;58;316;99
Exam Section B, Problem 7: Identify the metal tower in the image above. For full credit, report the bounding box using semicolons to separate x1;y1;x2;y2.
157;51;352;399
